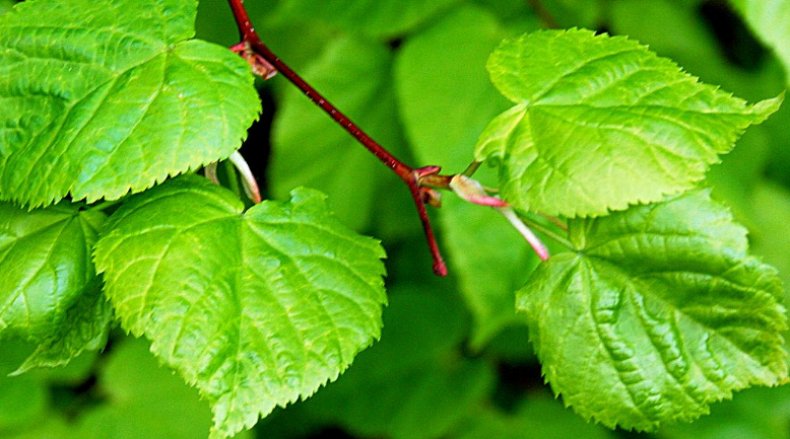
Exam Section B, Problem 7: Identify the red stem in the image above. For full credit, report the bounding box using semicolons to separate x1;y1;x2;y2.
227;0;447;275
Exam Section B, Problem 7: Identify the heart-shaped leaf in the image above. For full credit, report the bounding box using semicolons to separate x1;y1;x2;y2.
94;175;387;438
520;189;788;430
476;29;781;217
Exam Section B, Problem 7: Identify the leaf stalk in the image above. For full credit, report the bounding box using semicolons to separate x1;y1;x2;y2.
521;214;574;250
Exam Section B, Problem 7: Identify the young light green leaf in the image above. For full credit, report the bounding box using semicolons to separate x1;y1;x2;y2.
519;189;788;430
0;202;107;353
730;0;790;85
271;36;405;230
93;175;387;439
0;0;260;207
476;29;782;217
279;0;457;38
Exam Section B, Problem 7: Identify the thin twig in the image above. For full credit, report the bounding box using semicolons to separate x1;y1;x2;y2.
499;207;550;260
462;161;481;177
204;162;220;184
227;0;448;275
228;151;262;203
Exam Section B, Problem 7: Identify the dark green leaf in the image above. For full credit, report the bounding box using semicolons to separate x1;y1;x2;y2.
456;394;616;439
657;385;790;439
74;337;229;439
0;374;47;430
0;202;108;369
395;4;510;170
0;0;12;15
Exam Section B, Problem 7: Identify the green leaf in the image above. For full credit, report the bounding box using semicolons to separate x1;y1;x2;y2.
3;418;72;439
271;36;405;230
537;0;605;28
750;182;790;300
32;345;99;385
471;0;541;30
94;175;387;439
0;202;107;351
730;0;790;86
279;0;459;38
0;339;49;432
608;0;786;104
13;281;111;375
476;29;782;217
519;189;788;430
0;0;260;207
0;201;109;372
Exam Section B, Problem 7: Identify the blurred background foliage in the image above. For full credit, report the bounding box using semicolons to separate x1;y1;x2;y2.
1;0;789;438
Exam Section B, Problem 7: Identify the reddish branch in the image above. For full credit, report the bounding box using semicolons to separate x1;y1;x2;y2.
227;0;450;275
